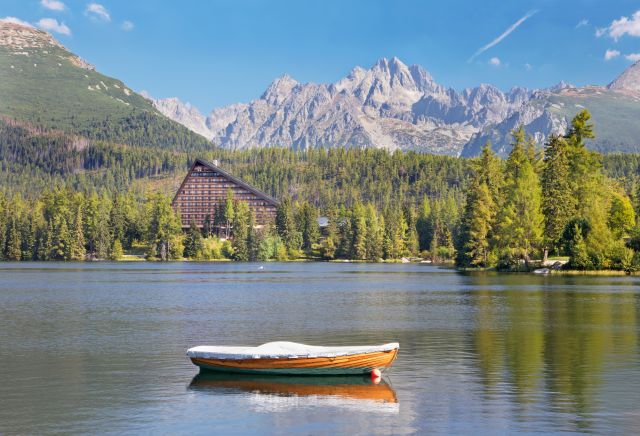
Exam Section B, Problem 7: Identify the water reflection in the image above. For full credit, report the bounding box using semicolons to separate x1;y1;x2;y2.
189;372;399;413
469;275;639;430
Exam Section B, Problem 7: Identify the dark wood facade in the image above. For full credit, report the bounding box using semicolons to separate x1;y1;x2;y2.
172;159;278;229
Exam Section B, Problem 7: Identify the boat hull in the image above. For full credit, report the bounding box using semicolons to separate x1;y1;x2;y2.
190;348;398;375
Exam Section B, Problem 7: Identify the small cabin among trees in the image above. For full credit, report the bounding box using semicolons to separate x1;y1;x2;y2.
172;159;278;230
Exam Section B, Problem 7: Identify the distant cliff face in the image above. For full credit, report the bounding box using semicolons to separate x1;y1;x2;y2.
149;57;536;156
151;56;640;157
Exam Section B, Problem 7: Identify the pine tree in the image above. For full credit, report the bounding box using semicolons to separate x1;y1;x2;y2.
457;180;495;267
232;201;251;261
51;215;71;260
403;205;419;257
70;204;86;261
223;189;235;239
110;239;124;260
542;135;575;254
365;204;384;261
183;220;205;259
416;196;431;252
147;193;182;260
109;194;127;245
608;193;635;239
276;198;301;254
5;217;22;261
495;127;544;268
202;214;212;238
21;214;38;260
297;202;320;251
352;204;368;260
320;211;338;260
567;223;592;270
477;141;503;209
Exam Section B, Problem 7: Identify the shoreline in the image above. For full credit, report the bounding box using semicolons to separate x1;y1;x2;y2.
1;258;634;274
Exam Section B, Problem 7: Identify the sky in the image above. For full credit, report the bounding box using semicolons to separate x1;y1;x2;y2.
3;0;640;112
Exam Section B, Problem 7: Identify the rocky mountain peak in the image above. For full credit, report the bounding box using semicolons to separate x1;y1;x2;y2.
0;19;63;50
150;95;211;139
0;18;94;70
261;74;299;104
608;61;640;92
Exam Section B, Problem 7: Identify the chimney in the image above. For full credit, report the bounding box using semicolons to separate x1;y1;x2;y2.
213;159;219;167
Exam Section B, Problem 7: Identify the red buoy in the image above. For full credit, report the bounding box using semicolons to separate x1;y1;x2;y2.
371;368;382;383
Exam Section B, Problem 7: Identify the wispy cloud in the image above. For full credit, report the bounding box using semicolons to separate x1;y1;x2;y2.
468;10;538;63
489;57;501;66
121;20;134;31
85;3;110;21
41;0;66;11
524;63;533;71
626;53;640;62
597;10;640;41
575;19;589;28
36;18;71;35
0;16;34;28
604;49;620;60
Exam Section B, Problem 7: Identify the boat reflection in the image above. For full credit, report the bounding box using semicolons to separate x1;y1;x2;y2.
189;371;399;413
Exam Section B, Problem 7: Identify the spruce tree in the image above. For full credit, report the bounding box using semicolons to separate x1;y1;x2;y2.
183;220;205;259
495;127;544;268
542;135;575;254
608;193;635;239
416;196;431;252
110;239;124;260
223;189;235;239
70;205;86;261
352;204;368;260
147;193;182;260
457;180;495;267
320;210;338;260
232;201;250;261
5;217;22;261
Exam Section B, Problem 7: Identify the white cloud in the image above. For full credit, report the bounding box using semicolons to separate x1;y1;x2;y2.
525;63;533;71
576;19;589;28
626;53;640;62
604;49;621;60
598;10;640;41
36;18;71;35
41;0;66;11
1;16;35;27
121;20;134;31
85;3;110;21
489;57;501;66
468;10;538;62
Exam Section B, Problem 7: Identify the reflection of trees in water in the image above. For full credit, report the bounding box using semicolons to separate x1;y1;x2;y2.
470;275;638;428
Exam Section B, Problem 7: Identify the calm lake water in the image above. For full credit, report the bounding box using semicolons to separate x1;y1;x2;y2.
1;262;639;435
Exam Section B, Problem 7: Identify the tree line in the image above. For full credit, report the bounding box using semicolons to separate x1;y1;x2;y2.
3;109;640;268
456;109;638;271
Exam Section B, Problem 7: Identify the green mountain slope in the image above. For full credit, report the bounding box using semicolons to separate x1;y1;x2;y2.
0;21;210;150
545;87;640;153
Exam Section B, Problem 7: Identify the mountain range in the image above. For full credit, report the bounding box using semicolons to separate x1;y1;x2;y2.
151;56;640;157
2;19;640;158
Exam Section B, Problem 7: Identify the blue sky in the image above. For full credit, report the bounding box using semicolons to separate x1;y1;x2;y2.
3;0;640;111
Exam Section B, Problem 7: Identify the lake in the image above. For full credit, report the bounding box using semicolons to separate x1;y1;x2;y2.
0;262;639;435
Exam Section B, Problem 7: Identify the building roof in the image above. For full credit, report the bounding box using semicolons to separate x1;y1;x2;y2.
173;158;279;207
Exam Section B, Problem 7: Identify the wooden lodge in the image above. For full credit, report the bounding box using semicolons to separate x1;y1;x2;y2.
172;159;278;229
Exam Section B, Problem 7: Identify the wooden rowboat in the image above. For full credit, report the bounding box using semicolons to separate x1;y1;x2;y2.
187;341;399;375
